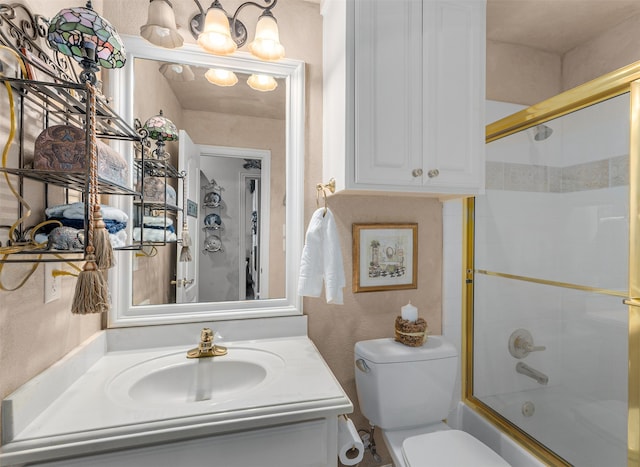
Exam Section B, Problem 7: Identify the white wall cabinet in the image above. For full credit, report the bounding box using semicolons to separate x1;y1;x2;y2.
322;0;486;197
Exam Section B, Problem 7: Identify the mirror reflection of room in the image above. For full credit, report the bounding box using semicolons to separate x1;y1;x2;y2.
132;58;286;306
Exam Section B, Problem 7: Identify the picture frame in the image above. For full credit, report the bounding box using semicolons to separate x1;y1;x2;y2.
187;199;198;218
352;223;418;293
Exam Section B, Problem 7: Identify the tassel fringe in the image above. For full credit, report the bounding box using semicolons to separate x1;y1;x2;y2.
179;229;192;262
71;253;110;314
92;206;114;269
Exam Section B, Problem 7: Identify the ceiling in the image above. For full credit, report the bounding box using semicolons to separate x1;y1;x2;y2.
487;0;640;55
161;62;286;120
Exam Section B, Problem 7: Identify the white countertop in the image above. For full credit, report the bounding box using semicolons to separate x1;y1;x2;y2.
0;319;352;466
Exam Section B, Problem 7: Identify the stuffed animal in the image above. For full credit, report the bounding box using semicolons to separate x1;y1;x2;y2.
47;226;84;250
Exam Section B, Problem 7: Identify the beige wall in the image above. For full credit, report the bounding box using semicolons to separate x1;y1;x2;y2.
131;58;184;305
486;39;562;105
562;13;640;90
489;12;640;106
0;0;104;444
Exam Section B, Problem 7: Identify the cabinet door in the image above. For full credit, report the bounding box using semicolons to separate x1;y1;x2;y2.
353;0;423;187
422;0;486;192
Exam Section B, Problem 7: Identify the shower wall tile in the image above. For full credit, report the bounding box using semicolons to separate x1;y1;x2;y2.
504;163;548;192
486;156;627;193
561;159;609;192
485;161;504;189
548;166;562;193
610;154;629;187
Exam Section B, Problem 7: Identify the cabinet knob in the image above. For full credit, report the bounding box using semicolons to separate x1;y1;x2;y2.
411;168;423;177
427;169;440;178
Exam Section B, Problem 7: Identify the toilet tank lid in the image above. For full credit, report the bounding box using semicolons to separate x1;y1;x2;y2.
355;336;457;364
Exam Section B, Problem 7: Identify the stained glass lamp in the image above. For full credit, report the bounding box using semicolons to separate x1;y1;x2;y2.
143;110;179;160
47;1;126;84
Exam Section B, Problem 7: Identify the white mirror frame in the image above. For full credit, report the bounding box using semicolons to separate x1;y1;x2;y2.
107;35;305;327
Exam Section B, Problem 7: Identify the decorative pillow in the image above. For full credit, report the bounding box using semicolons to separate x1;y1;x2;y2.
34;125;129;187
136;176;177;207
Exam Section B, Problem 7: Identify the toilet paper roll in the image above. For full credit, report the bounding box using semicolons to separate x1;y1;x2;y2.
337;415;364;466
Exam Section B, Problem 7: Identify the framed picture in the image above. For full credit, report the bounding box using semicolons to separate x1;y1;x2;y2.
352;223;418;293
187;199;198;218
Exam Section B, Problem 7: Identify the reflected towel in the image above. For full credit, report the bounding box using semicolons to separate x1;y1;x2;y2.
142;215;173;227
298;207;345;304
133;227;177;242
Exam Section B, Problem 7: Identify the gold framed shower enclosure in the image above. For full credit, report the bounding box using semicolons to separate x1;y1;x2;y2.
463;60;640;466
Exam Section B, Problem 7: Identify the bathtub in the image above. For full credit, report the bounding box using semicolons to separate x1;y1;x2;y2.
480;386;626;466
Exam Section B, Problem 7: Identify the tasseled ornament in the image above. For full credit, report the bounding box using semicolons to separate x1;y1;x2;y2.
71;248;110;314
179;225;192;262
92;205;114;269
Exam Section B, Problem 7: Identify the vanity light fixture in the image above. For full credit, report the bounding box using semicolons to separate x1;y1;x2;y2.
140;0;184;49
204;68;238;86
142;110;179;160
160;62;195;81
247;73;277;92
47;1;126;84
190;0;285;61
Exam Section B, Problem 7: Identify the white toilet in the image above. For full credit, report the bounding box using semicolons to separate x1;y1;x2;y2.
354;336;511;467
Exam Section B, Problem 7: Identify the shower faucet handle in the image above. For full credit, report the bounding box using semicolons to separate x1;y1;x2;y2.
508;329;546;359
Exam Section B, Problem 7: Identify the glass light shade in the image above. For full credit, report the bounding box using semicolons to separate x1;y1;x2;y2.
47;4;126;69
248;14;285;61
197;6;237;55
143;110;179;142
205;68;238;87
140;0;184;49
160;63;195;81
247;74;278;92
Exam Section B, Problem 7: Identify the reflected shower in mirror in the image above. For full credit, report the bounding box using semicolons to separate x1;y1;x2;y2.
131;56;285;306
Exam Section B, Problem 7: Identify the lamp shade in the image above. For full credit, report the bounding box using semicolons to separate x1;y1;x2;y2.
205;68;238;87
143;110;179;142
160;63;195;81
248;12;284;61
197;4;237;55
247;73;277;92
140;0;184;49
47;3;126;70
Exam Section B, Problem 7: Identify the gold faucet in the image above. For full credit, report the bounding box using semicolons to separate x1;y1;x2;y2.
187;328;228;359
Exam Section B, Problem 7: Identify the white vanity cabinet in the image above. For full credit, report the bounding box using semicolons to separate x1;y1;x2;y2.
322;0;486;196
30;419;337;467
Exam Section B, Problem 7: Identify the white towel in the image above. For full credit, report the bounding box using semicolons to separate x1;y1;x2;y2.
298;207;345;304
110;230;128;248
45;202;128;222
143;215;173;227
133;227;177;242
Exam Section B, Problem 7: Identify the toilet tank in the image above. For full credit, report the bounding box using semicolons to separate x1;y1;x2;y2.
354;336;458;430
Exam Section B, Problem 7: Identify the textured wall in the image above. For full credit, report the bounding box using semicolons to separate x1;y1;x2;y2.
487;39;562;106
562;13;640;90
488;11;640;106
0;0;104;444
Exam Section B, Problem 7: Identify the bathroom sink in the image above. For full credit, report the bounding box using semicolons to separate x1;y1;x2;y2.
107;347;285;406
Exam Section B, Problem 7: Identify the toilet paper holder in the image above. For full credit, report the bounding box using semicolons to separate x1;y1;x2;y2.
338;415;364;466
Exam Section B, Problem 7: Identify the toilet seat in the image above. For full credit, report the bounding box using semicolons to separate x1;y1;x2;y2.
402;430;511;467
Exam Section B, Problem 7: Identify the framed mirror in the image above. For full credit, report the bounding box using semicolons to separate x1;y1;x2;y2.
108;35;305;327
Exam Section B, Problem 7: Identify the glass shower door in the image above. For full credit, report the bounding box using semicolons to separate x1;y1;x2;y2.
470;93;630;466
